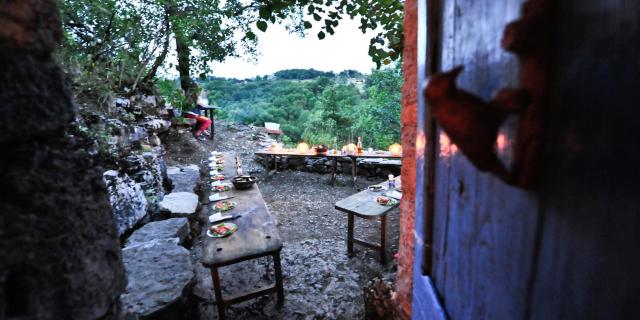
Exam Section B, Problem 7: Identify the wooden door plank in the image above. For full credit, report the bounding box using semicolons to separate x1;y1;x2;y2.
430;1;540;319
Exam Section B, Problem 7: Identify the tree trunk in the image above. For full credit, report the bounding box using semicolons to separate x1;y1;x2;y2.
168;3;198;108
175;35;198;107
141;7;172;84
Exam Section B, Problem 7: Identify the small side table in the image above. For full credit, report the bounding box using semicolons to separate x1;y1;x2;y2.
334;180;401;263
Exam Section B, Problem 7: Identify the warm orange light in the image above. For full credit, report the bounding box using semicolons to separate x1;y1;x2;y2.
343;143;357;154
296;142;310;153
389;143;402;156
272;142;283;151
496;133;508;152
439;132;458;158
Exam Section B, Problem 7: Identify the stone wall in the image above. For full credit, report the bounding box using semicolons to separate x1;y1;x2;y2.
0;1;126;319
395;0;418;317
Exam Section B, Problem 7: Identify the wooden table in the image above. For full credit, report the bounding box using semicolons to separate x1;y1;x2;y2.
255;149;401;186
202;152;283;320
334;178;402;263
200;106;218;141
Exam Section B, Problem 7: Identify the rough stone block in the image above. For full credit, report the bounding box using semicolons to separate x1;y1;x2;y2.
121;240;195;318
158;192;198;217
103;170;149;236
167;165;200;193
125;217;190;247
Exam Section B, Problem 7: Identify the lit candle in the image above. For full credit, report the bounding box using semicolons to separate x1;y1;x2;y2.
296;142;310;153
343;143;357;154
389;143;402;156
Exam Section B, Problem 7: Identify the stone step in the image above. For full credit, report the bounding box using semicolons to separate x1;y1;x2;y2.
125;217;190;247
158;192;199;217
167;164;200;193
121;240;195;318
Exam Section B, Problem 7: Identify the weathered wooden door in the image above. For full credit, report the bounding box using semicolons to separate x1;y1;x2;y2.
412;1;640;319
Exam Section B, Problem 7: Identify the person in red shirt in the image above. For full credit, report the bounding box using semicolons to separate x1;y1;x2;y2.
183;102;217;141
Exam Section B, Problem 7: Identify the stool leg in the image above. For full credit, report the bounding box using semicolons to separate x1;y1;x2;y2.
347;213;354;257
380;215;387;264
331;157;337;186
273;251;285;304
210;115;215;140
350;157;357;187
211;267;226;320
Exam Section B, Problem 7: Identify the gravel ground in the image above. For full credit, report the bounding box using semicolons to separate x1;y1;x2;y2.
164;120;400;319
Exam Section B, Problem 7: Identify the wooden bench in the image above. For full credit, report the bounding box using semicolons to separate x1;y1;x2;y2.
334;177;402;264
202;152;283;320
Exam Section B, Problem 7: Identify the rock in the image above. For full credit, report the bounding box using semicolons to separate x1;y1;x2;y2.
125;217;190;247
159;192;198;217
119;150;167;208
141;117;171;134
121;240;195;318
148;133;161;146
103;170;149;236
167;164;200;193
115;97;130;109
143;95;157;107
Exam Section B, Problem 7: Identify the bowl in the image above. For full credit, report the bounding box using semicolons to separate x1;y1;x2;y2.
232;175;258;190
315;145;328;154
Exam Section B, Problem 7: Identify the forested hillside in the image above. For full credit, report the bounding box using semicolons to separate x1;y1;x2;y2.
203;66;401;149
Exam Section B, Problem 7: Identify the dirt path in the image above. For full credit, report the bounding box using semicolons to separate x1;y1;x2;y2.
164;120;400;319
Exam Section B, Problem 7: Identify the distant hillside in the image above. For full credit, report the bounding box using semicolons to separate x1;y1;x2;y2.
202;66;401;150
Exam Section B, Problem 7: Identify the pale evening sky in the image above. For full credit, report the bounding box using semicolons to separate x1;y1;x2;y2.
207;18;378;79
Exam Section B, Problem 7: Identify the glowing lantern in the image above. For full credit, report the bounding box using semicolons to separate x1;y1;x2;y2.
296;142;310;153
271;142;283;151
389;143;402;156
343;143;357;154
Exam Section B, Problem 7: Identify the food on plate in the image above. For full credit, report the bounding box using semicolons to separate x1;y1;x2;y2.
208;222;238;237
212;174;225;181
212;184;231;192
376;196;390;205
213;200;236;212
376;196;398;206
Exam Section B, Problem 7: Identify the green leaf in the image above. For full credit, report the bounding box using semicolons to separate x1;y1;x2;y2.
326;25;335;35
317;31;326;39
257;20;268;32
245;31;256;40
313;13;321;21
259;7;271;20
304;21;313;29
